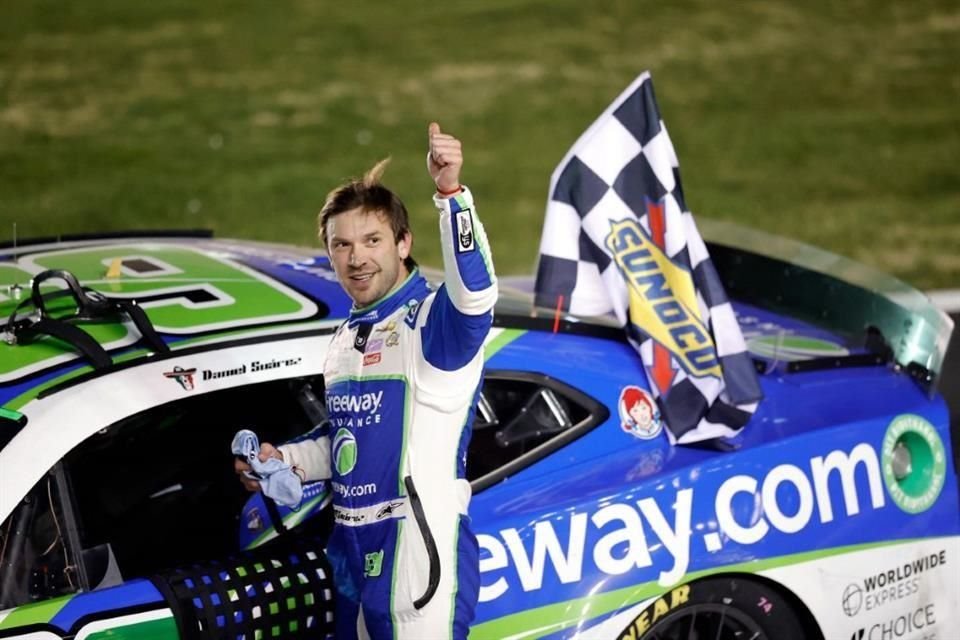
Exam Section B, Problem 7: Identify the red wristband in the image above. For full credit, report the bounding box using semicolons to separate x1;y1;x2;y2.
436;185;462;197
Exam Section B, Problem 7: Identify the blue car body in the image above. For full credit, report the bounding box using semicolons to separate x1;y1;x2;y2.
0;228;956;639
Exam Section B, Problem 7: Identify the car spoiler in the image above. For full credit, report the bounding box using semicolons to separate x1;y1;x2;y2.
700;218;954;392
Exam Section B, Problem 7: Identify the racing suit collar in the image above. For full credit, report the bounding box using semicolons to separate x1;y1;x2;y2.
347;269;431;328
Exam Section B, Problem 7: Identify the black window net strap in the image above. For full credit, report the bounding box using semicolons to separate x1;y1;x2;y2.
27;318;113;369
111;298;169;355
149;536;335;639
12;269;169;368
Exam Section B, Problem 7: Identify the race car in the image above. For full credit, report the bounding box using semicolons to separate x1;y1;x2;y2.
0;224;956;640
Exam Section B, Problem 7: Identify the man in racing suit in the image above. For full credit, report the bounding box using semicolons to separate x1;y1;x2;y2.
237;123;496;639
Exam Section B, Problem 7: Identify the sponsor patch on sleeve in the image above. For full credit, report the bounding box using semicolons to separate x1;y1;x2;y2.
456;209;475;253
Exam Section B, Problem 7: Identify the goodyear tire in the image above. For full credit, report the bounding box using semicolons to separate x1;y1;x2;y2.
622;576;811;640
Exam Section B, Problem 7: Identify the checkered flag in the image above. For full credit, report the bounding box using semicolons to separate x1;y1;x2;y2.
534;71;762;444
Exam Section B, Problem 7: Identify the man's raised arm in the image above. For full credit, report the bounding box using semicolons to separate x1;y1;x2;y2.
421;122;498;370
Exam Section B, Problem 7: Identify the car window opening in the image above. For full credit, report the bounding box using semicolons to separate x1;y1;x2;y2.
0;371;602;609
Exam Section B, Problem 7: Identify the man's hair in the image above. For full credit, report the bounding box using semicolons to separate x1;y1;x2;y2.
318;158;417;271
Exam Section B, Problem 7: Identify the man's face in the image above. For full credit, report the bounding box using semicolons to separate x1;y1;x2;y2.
326;207;411;307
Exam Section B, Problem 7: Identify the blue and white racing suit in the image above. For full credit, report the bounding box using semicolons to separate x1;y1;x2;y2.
278;186;497;639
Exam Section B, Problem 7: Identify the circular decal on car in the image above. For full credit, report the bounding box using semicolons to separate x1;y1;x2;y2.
332;428;358;475
881;414;946;514
619;386;663;440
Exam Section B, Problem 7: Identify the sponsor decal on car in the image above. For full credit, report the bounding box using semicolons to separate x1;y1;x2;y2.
842;551;947;617
618;386;662;440
849;602;938;640
881;415;946;514
162;365;197;390
477;414;949;602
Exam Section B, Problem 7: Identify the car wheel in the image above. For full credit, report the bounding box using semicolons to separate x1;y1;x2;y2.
635;576;810;640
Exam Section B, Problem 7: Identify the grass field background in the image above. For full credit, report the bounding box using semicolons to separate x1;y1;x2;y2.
1;1;957;289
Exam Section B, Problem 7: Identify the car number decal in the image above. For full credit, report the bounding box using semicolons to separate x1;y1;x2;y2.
1;245;318;382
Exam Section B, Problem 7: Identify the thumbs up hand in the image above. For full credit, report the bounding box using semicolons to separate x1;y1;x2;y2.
427;122;463;195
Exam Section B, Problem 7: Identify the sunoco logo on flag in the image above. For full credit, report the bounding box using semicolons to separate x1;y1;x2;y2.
534;71;762;444
605;217;721;380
